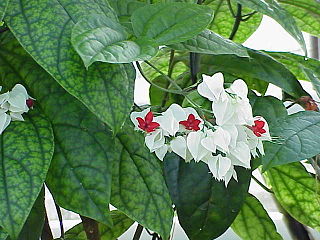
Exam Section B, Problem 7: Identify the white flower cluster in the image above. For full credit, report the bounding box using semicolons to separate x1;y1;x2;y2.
0;84;34;134
131;73;271;186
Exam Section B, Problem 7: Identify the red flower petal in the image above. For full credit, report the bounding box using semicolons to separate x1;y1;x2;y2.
145;111;154;124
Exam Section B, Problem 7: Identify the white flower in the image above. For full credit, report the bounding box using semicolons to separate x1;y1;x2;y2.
0;112;11;135
187;131;211;162
154;144;168;161
7;84;30;114
145;129;165;152
228;141;251;168
201;126;231;153
197;73;228;102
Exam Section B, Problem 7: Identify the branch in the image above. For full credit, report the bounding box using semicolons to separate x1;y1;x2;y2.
80;216;101;240
229;4;242;40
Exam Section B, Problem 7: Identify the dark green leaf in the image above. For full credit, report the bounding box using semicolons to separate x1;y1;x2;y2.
169;29;249;57
0;108;53;239
149;76;175;107
164;153;251;240
232;194;283;240
111;127;174;239
71;14;158;67
278;0;320;38
64;210;134;240
199;50;308;98
235;0;306;53
251;96;288;124
6;0;135;134
131;3;213;45
206;0;263;43
262;111;320;170
0;0;9;21
267;162;320;231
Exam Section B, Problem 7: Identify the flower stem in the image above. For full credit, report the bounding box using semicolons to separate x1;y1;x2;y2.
229;4;242;40
252;175;274;194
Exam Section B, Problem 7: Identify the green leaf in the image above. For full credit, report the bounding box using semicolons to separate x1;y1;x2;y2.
169;29;249;57
6;0;135;134
267;162;320;231
164;153;251;240
251;96;288;124
235;0;307;54
232;194;283;240
64;210;134;240
206;0;263;43
278;0;320;38
111;127;174;239
262;111;320;170
0;33;114;226
71;14;158;67
131;3;213;45
0;229;7;240
0;108;53;239
0;0;9;22
199;50;308;98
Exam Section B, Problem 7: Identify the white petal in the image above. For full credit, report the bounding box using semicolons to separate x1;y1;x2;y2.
0;113;11;134
223;166;235;187
187;131;210;162
217;156;232;178
170;136;187;159
221;125;238;149
227;79;248;100
0;92;9;105
155;144;168;161
229;142;251;168
204;154;219;178
212;97;235;126
201;131;217;153
198;73;227;101
11;84;29;98
10;112;24;121
8;93;28;112
167;104;186;122
145;129;165;152
212;127;231;153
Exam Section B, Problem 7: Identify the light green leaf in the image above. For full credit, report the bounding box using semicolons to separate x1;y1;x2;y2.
206;0;263;43
0;108;53;239
278;0;320;38
235;0;306;54
6;0;135;134
199;50;308;98
131;3;214;45
232;194;283;240
71;14;158;67
64;210;134;240
0;0;9;21
164;153;251;240
111;127;174;239
262;111;320;170
169;29;249;57
267;162;320;231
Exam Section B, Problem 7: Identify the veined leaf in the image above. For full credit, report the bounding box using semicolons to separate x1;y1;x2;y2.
71;14;158;67
0;0;9;21
235;0;307;54
232;194;283;240
5;0;135;134
262;111;320;170
131;3;214;45
169;29;249;57
279;0;320;38
0;229;7;240
64;210;134;240
0;108;53;239
267;162;320;231
164;153;251;240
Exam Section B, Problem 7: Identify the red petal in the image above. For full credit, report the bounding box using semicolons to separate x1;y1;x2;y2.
188;114;195;122
254;120;265;129
179;120;188;127
146;122;160;132
145;111;154;124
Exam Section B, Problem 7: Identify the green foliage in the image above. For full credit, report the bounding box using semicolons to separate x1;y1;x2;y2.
235;0;307;53
5;0;135;134
0;0;9;21
169;29;249;57
131;3;214;45
64;210;134;240
262;111;320;170
267;162;320;231
0;108;53;239
232;194;283;240
164;153;251;240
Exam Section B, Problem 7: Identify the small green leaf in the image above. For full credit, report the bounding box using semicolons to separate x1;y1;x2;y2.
164;153;251;240
235;0;306;54
232;194;283;240
131;3;213;45
169;29;249;57
267;162;320;231
71;14;158;67
262;111;320;170
6;0;135;134
278;0;320;38
64;210;134;240
0;108;53;239
111;127;174;239
0;0;9;21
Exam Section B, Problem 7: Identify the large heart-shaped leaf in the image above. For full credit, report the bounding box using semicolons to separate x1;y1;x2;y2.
131;3;213;45
0;108;53;239
71;14;158;67
164;153;251;240
235;0;306;54
169;29;249;57
0;0;9;21
262;111;320;170
5;0;135;134
267;162;320;231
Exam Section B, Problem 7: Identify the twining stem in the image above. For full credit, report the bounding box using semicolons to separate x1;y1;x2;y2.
80;216;101;240
229;4;242;40
54;202;64;238
0;27;9;34
133;224;144;240
252;175;274;194
161;50;176;108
